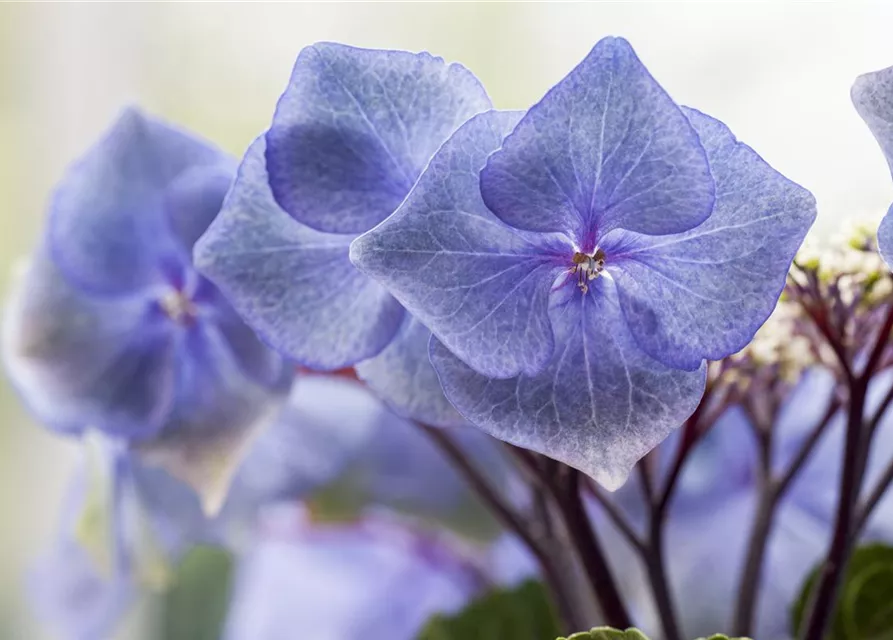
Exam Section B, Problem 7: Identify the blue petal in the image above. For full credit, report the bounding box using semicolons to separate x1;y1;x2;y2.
195;137;405;369
480;37;714;242
431;278;706;490
163;162;235;255
3;252;176;437
879;204;893;267
355;316;466;428
853;65;893;176
48;108;229;295
265;43;492;234
135;322;290;515
606;108;816;370
852;67;893;265
351;110;567;379
222;516;478;640
229;375;384;508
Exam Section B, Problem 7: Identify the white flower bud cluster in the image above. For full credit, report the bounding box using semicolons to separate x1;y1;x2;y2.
726;218;891;382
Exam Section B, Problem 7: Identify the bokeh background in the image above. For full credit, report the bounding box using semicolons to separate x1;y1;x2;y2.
2;3;893;638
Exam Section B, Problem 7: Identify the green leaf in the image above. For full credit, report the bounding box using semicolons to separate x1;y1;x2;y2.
791;543;893;639
417;580;561;640
161;545;234;640
557;627;650;640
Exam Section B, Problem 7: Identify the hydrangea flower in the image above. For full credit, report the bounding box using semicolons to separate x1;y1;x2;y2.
852;64;893;266
598;370;893;639
194;43;492;427
2;109;290;510
350;37;816;488
222;510;484;640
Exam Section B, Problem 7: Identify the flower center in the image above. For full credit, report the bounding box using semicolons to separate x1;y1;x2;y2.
159;289;198;325
569;248;606;294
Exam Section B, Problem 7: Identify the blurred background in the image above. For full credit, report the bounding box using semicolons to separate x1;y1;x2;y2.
2;3;893;638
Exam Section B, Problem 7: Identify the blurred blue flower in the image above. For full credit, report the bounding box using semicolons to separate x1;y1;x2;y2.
223;509;485;640
195;43;492;427
350;37;816;488
852;64;893;266
2;109;290;509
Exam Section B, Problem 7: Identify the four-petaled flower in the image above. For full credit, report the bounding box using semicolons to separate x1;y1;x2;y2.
195;43;493;427
351;37;816;488
2;109;289;511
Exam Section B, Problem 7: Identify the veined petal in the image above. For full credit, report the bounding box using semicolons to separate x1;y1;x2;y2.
135;323;289;516
195;137;405;369
351;110;564;379
48;108;228;295
266;43;492;234
355;316;466;428
607;108;815;370
480;37;714;242
853;65;893;176
3;252;176;437
431;278;706;490
852;66;893;265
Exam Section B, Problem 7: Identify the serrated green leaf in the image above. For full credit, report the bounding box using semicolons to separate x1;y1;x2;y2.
417;580;560;640
161;545;234;640
791;543;893;639
557;627;650;640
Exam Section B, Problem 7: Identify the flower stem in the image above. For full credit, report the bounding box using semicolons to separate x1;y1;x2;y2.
415;423;586;631
555;468;633;629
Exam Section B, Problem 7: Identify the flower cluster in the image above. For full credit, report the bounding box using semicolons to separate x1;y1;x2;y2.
9;35;893;640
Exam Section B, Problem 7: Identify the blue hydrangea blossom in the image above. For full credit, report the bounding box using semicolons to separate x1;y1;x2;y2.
2;109;290;510
852;65;893;266
351;37;816;488
195;43;492;427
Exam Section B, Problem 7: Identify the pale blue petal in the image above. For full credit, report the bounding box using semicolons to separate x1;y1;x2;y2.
853;65;893;176
431;278;706;490
135;323;289;515
223;517;476;640
195;137;405;369
266;42;492;234
48;108;227;294
355;316;465;428
606;108;815;370
229;375;383;508
480;37;714;242
3;252;176;437
852;67;893;265
351;110;567;379
163;162;235;255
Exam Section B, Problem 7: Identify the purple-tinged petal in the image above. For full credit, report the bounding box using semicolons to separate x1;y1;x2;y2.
230;375;382;508
431;278;706;490
878;204;893;268
163;162;235;255
135;323;289;516
195;137;404;369
48;108;228;295
351;110;566;379
852;67;893;265
265;43;492;234
606;108;816;370
853;65;893;176
2;252;176;437
480;37;714;242
355;317;465;428
222;516;478;640
28;539;134;640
